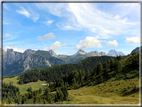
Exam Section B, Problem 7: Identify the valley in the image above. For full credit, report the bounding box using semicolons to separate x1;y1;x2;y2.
2;47;140;104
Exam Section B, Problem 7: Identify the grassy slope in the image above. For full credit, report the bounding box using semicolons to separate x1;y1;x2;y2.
3;76;47;95
62;77;139;104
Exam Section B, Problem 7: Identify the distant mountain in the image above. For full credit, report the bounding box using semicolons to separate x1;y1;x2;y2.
3;49;65;76
107;50;125;56
2;48;125;76
75;49;87;55
130;46;142;54
87;51;100;56
99;51;107;56
48;49;57;57
75;49;107;56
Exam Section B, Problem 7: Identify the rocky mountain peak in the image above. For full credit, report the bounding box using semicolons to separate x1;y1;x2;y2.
7;49;14;53
76;49;86;55
24;49;35;56
108;50;125;56
48;49;57;56
99;51;107;56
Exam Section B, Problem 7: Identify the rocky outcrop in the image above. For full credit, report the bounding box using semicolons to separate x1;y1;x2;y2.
75;49;87;55
48;50;57;57
88;51;100;56
107;50;125;56
99;51;107;56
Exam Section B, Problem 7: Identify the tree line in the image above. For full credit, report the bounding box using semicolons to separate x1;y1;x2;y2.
17;56;114;84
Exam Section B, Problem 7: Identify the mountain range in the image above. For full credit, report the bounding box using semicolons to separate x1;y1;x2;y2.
1;47;139;76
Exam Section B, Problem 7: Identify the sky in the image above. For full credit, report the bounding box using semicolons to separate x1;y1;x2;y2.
3;2;140;55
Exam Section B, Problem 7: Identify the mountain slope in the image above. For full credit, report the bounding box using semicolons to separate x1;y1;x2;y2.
130;46;142;54
3;50;65;76
17;56;114;83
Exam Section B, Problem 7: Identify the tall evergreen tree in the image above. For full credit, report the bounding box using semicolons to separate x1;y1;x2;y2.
110;58;115;69
44;87;50;102
96;61;103;75
114;60;122;73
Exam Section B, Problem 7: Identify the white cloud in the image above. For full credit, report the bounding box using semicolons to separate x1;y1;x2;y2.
36;3;140;39
29;9;40;22
75;36;102;50
47;41;67;50
16;7;30;18
106;40;118;47
4;33;13;38
16;6;39;22
125;37;139;43
37;33;55;41
44;20;54;25
4;46;25;53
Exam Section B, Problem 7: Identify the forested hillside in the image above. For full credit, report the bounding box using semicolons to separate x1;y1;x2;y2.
18;56;114;84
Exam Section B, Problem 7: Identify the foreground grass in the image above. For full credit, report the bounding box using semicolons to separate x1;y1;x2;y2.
62;77;139;104
3;76;47;94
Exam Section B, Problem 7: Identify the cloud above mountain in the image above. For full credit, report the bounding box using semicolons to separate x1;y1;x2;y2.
125;37;139;43
106;40;118;47
47;41;67;50
4;46;25;53
75;36;102;50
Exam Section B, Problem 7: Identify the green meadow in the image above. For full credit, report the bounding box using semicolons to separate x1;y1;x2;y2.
3;76;47;95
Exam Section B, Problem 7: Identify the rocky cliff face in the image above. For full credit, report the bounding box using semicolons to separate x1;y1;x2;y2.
75;50;107;56
75;49;87;55
2;49;64;76
99;51;107;56
107;50;125;56
88;51;100;56
48;50;57;57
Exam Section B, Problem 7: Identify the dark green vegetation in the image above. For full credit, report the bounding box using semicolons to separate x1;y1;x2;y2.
17;56;114;84
2;82;20;104
2;52;139;104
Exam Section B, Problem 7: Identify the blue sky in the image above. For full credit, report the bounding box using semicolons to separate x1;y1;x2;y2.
3;3;140;55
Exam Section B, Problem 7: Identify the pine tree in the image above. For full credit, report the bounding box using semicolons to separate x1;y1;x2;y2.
33;96;37;104
96;61;103;75
103;61;108;72
44;87;50;102
114;60;122;73
78;70;82;83
110;58;115;69
39;87;42;94
61;82;68;100
85;70;90;80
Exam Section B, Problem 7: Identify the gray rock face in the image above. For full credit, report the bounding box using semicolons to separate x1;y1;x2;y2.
88;51;100;56
2;49;56;76
23;49;36;57
75;49;87;55
107;50;125;56
48;50;57;56
99;51;107;56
